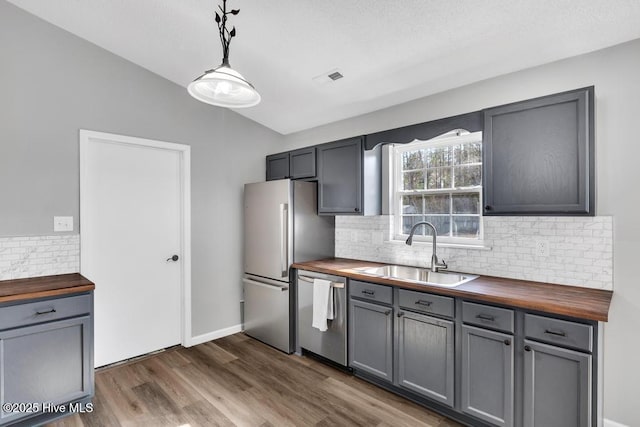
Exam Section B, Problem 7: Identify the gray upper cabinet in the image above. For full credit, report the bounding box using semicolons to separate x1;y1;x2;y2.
483;87;594;215
266;148;317;181
523;340;592;427
349;298;393;382
397;310;454;407
317;136;381;215
289;147;316;179
461;325;514;427
318;137;363;214
266;152;290;181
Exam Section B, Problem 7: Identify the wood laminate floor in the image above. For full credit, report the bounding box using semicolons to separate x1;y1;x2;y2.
48;333;462;427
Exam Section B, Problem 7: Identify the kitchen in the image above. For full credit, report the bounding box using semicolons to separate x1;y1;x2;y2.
0;1;638;426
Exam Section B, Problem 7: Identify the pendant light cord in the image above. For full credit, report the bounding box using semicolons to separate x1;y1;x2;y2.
215;0;240;66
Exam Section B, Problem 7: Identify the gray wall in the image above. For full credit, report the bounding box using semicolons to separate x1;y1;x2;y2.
0;2;284;337
284;39;640;426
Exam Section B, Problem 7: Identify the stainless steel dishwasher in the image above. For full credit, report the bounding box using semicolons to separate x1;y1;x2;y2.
296;269;347;366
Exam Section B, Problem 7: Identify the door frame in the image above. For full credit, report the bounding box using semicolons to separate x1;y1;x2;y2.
79;129;192;348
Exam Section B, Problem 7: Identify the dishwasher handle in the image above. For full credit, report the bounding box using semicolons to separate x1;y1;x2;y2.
298;275;345;288
242;277;288;292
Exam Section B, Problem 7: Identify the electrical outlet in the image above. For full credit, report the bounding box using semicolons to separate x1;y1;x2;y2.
53;216;73;232
535;239;550;257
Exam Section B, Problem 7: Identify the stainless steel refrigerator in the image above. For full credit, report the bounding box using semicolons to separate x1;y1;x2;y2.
243;179;334;353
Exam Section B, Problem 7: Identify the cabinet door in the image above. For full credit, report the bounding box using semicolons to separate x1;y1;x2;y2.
266;152;290;180
318;137;363;214
523;340;591;427
0;316;93;425
461;325;514;427
483;87;593;215
397;311;454;407
349;299;393;381
289;147;316;179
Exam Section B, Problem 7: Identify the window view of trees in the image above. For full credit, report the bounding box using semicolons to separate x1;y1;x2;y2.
396;138;482;239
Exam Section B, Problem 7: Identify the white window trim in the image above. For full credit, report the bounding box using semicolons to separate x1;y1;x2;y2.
392;130;485;246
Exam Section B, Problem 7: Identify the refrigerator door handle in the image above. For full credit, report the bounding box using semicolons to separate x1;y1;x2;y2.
243;277;288;292
280;203;288;278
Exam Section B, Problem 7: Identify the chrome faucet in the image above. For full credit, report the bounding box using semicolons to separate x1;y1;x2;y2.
405;221;448;272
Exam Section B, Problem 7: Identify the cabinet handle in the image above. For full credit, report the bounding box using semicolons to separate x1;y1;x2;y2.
544;329;567;337
524;345;532;352
397;312;404;317
354;207;360;212
504;339;511;346
476;314;496;321
384;310;391;316
362;290;375;296
35;308;57;315
415;300;432;307
484;205;492;211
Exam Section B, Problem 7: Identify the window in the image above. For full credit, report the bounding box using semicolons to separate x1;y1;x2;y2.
393;130;483;243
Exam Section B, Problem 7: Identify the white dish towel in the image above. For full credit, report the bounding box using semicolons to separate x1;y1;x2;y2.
312;278;334;332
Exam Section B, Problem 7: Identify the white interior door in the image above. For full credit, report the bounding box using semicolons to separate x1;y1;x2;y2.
80;131;187;367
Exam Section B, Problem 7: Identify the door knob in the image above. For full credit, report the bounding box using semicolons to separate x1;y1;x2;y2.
166;255;179;262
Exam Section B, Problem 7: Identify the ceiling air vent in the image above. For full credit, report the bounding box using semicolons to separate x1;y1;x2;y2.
312;68;344;86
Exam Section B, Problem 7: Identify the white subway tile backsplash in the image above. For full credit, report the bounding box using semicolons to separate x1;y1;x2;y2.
0;235;79;281
336;216;613;290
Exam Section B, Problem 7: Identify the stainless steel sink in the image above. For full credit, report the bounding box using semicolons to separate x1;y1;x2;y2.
355;265;478;288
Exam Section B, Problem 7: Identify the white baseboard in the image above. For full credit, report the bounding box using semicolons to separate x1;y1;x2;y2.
184;323;243;347
604;418;629;427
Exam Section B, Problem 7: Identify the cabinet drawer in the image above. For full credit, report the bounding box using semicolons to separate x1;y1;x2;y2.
462;301;514;333
524;313;593;352
0;294;91;331
349;280;392;305
398;289;454;318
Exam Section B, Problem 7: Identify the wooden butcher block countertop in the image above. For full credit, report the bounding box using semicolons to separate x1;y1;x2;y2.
0;273;95;304
292;258;613;322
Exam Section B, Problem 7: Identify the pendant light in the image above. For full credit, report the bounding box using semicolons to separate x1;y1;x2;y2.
188;0;260;108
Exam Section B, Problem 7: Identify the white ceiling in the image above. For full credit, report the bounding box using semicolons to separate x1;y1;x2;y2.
8;0;640;135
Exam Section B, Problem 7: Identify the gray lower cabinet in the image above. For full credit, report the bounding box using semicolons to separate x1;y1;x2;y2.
461;325;514;427
345;281;598;427
523;340;592;427
349;298;393;381
397;310;454;407
0;294;94;426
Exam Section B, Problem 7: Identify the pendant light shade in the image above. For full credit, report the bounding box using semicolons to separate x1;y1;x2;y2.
188;0;260;108
188;65;261;108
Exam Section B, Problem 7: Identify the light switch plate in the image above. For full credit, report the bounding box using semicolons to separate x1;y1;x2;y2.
53;216;74;232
